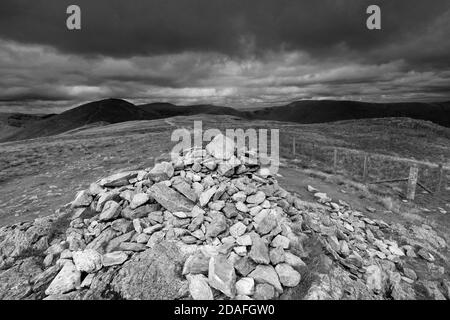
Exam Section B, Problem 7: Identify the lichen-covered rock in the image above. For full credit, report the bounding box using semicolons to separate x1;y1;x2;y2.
111;241;188;299
0;257;43;300
45;262;81;296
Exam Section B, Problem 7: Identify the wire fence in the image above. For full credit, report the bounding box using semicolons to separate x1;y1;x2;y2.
279;132;449;200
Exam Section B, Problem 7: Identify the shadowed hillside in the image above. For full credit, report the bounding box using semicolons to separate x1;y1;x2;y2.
2;98;450;142
253;100;450;127
0;99;158;142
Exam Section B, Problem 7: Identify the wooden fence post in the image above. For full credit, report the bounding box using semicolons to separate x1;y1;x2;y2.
363;153;369;184
333;148;338;174
436;163;443;195
292;137;296;156
406;164;419;201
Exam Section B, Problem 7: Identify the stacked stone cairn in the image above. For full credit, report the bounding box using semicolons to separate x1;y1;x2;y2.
32;134;448;300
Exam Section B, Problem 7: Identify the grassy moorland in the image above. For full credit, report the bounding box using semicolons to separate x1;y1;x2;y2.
0;114;448;227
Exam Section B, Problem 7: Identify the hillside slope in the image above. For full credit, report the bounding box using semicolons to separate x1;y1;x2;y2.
253;100;450;127
2;99;450;142
0;99;160;142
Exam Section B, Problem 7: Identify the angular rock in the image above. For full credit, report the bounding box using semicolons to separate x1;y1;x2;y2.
32;265;61;292
232;191;247;202
235;201;249;213
148;162;174;182
99;201;121;221
72;249;102;273
71;190;92;208
172;177;197;202
366;265;384;294
235;277;255;296
111;219;133;234
253;283;275;300
284;252;306;268
275;263;301;287
105;231;135;252
119;242;146;252
270;246;285;265
236;234;253;246
102;251;129;267
143;224;163;235
146;231;166;248
230;222;247;238
247;234;270;263
86;228;118;254
121;204;161;220
206;134;236;160
223;203;238;218
45;262;81;296
187;274;213;300
271;235;290;249
254;210;277;235
96;191;120;212
130;193;150;209
111;241;187;299
0;258;43;300
149;182;194;212
183;251;210;275
234;257;257;276
199;186;217;207
249;265;283;293
98;171;138;187
206;213;227;238
208;255;236;298
417;248;435;262
246;191;266;205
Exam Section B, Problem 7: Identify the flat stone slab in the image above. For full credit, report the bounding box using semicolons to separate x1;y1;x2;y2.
149;182;195;212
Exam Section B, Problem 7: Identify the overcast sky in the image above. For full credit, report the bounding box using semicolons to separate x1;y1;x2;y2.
0;0;449;113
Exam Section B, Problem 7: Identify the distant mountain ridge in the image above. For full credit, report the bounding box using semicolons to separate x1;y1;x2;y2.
252;100;450;127
1;98;449;142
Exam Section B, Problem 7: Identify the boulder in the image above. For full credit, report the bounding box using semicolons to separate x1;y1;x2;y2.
111;241;188;299
0;258;43;300
72;249;102;273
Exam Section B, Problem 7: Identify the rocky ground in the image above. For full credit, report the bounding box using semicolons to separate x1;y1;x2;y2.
0;133;449;300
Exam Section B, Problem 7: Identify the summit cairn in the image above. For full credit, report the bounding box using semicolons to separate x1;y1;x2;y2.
1;133;447;300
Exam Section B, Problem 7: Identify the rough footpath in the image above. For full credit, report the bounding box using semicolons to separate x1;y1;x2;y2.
0;134;449;300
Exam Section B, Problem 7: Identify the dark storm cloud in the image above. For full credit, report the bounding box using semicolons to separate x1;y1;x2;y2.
0;0;449;111
0;0;449;64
